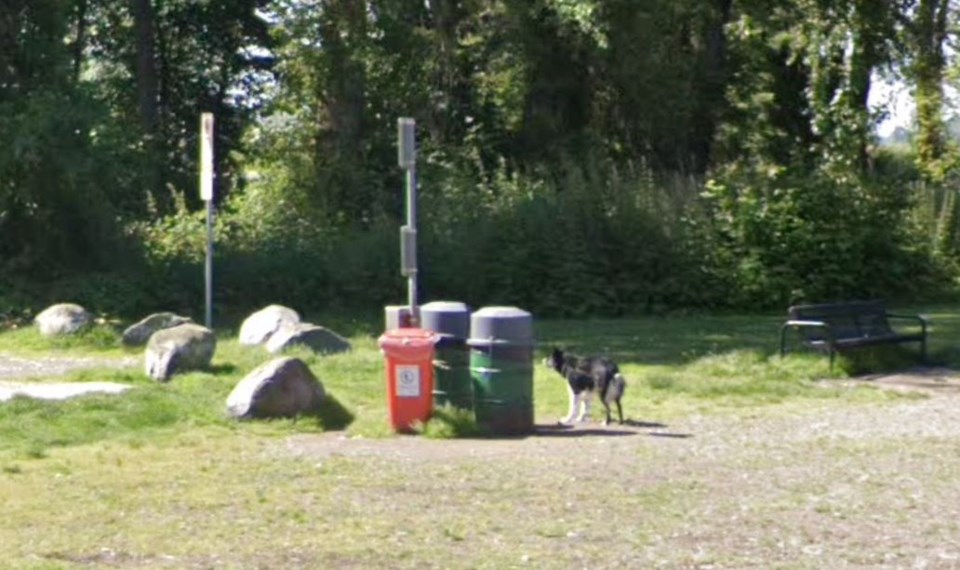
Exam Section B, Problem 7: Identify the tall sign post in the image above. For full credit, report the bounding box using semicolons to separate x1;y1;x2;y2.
200;112;215;329
398;118;418;326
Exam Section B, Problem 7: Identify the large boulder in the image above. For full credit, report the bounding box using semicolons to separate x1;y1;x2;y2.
238;305;300;346
35;303;92;336
145;323;216;381
265;323;351;355
226;357;326;419
122;312;193;347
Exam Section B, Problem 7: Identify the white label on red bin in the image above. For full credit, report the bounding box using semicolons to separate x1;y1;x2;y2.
396;365;421;398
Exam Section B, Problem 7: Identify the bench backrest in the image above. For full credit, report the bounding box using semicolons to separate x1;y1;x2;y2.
788;300;893;341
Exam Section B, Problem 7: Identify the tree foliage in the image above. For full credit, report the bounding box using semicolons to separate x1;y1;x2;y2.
2;0;959;317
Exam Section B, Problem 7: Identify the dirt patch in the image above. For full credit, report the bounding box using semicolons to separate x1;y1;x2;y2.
284;420;678;463
828;366;960;395
0;380;133;401
0;353;138;379
0;353;138;401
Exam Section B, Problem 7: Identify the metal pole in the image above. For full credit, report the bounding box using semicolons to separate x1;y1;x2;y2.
398;117;418;327
205;201;213;329
199;112;215;329
406;164;418;326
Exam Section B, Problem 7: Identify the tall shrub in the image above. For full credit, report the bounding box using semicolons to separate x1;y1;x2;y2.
702;166;943;308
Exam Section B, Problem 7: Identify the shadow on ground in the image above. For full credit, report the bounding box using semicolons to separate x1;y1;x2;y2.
532;419;691;439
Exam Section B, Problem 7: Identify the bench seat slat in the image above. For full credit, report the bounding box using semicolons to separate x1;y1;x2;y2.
805;333;925;350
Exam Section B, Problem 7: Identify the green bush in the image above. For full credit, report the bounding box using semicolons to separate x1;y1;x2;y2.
0;90;149;278
122;155;707;318
702;165;948;308
88;152;956;320
419;156;710;315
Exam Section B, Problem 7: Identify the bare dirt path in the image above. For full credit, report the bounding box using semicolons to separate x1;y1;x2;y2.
280;369;960;569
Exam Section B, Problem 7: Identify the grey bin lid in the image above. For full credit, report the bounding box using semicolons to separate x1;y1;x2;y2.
466;337;535;349
384;305;414;330
469;306;533;343
421;301;471;339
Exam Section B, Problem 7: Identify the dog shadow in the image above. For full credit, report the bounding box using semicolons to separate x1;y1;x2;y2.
534;419;692;439
535;425;636;438
622;419;667;429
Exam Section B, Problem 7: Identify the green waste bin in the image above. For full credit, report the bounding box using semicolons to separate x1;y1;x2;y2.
468;307;534;435
420;301;472;410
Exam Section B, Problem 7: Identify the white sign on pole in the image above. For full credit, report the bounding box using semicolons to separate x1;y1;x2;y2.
398;118;416;169
200;112;214;201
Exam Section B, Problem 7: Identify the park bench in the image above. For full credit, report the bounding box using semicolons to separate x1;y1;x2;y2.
779;300;928;369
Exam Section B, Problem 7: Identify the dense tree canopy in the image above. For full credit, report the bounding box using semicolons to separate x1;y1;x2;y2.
1;0;959;317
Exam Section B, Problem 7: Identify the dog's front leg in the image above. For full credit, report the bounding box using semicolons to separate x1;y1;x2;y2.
560;391;580;424
576;393;592;422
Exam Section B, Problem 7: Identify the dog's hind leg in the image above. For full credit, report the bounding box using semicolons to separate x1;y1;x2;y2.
615;399;623;424
599;383;613;425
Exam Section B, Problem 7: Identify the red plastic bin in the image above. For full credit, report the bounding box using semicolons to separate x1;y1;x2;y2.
378;328;438;433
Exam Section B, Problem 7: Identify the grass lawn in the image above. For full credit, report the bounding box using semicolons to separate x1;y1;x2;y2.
0;304;956;568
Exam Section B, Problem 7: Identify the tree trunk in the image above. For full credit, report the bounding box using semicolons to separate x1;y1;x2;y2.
912;0;949;180
847;0;887;172
315;0;369;220
428;0;464;144
692;0;733;173
132;0;159;134
73;0;88;82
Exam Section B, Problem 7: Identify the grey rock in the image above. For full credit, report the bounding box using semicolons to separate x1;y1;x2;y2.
145;323;216;381
35;303;92;336
122;312;193;347
265;323;352;355
226;357;325;419
238;305;300;346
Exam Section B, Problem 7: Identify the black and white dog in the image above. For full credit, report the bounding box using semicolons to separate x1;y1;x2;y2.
545;347;626;425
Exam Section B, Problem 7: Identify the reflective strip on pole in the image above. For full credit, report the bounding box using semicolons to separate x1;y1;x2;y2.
200;113;214;201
